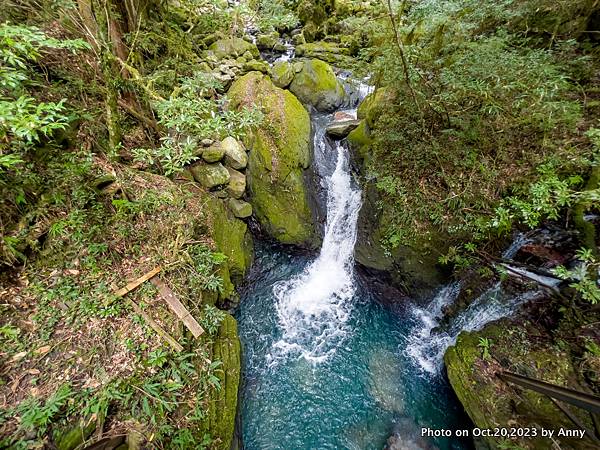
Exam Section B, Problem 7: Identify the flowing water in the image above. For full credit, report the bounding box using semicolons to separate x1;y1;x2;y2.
236;75;534;449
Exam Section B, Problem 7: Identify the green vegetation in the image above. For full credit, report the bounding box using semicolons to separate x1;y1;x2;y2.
351;0;600;262
2;0;600;447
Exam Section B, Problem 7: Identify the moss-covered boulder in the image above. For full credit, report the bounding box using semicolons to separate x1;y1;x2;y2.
206;196;253;286
295;41;353;65
226;167;246;199
347;120;372;162
228;198;252;218
357;87;397;128
256;31;279;50
243;59;270;74
228;72;316;246
271;61;295;88
201;313;241;450
190;162;230;189
445;320;596;450
222;136;247;170
202;144;226;163
208;37;259;60
289;59;346;112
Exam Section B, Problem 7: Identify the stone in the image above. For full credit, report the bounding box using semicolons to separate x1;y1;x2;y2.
190;162;230;188
334;111;354;121
243;59;269;74
208;37;259;60
221;137;247;169
357;87;397;128
292;32;306;46
205;196;253;286
226;167;246;199
242;50;254;61
213;72;233;90
325;119;360;139
271;61;295;88
201;138;214;147
228;72;316;246
198;61;212;73
273;42;288;52
295;41;352;65
228;198;253;218
445;320;587;449
256;32;279;50
289;59;346;112
202;144;225;163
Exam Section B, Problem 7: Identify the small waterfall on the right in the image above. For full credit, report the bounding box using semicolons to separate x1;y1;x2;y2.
405;234;560;375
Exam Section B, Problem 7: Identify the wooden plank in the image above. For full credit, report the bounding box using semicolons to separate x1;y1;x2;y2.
127;298;183;352
113;266;161;297
151;277;205;338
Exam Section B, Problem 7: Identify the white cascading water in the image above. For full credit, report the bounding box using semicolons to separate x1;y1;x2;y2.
405;233;561;375
271;140;362;363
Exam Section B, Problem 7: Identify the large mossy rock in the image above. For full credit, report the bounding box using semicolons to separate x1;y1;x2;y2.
208;37;259;60
228;72;316;246
445;320;595;450
271;61;295;88
202;313;241;450
289;59;346;112
295;41;353;65
206;196;253;287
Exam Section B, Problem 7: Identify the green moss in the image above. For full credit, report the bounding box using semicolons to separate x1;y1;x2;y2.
202;314;241;450
208;38;259;59
445;321;594;449
271;61;295;88
53;417;97;450
347;120;372;161
228;72;316;247
206;196;253;285
357;87;397;128
289;59;346;112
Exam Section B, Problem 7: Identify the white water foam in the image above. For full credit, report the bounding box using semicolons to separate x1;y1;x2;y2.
406;282;543;375
271;141;362;363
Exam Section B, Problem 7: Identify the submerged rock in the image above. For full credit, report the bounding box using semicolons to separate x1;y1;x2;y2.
325;119;360;139
368;349;405;414
289;59;346;112
228;72;316;246
190;162;230;188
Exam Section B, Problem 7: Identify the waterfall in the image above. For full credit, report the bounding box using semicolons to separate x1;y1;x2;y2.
272;140;362;363
405;233;561;375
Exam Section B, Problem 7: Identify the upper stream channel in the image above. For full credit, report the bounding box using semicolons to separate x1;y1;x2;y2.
235;67;535;449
